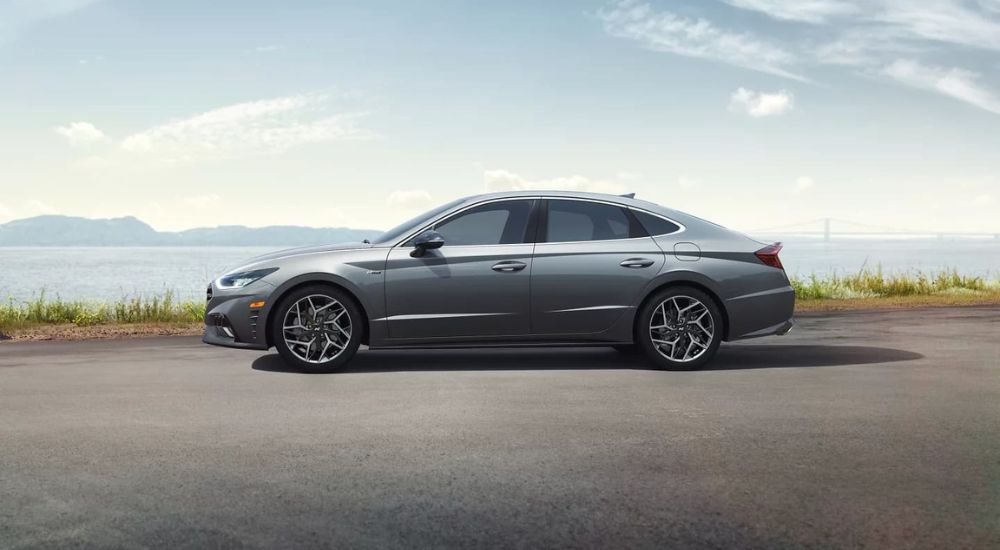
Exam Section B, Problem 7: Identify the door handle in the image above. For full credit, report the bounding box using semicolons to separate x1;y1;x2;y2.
620;258;655;268
492;261;527;272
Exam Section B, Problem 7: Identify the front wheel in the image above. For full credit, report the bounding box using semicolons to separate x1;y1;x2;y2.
636;287;722;371
271;285;363;373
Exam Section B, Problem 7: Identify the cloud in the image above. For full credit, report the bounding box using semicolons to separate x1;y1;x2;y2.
121;93;368;162
795;176;816;193
253;44;282;52
723;0;858;23
386;189;434;209
0;202;12;221
597;0;808;81
728;88;794;117
54;121;108;146
484;169;628;195
882;59;1000;115
183;194;222;209
26;199;57;216
726;1;1000;60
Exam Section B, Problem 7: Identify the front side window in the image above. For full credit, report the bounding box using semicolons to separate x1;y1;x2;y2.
546;200;630;242
432;200;533;246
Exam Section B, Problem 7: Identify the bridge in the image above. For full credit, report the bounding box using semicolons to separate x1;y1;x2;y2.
744;218;1000;241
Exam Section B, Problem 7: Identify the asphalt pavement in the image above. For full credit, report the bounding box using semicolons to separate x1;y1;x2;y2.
1;307;998;548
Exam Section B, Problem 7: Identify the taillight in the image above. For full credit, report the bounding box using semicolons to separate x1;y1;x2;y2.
755;242;784;270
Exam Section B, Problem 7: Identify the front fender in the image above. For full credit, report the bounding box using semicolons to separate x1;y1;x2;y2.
260;270;386;348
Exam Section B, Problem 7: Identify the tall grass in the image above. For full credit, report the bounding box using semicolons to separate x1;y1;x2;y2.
0;290;205;331
790;267;997;300
1;269;997;332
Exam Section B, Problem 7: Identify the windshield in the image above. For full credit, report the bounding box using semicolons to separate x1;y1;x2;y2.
370;198;466;244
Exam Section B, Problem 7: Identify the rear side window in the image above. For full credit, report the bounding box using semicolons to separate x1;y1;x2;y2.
546;200;630;242
433;200;533;246
632;210;681;236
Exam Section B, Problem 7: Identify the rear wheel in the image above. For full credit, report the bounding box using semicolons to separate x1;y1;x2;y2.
637;287;722;371
271;285;363;373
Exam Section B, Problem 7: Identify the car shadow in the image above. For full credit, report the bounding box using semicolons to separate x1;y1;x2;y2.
250;344;924;374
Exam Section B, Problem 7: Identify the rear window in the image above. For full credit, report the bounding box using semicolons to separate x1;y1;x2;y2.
632;210;681;236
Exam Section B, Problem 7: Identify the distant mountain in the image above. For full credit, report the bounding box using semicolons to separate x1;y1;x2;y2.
0;215;381;246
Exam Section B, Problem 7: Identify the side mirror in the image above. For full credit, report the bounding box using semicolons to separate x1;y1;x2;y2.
410;230;444;257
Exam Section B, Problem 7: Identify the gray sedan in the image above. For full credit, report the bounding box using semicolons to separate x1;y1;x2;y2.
204;191;794;371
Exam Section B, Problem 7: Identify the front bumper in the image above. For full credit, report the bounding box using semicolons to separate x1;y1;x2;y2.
202;283;273;350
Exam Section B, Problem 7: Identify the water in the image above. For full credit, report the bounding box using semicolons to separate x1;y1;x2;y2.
1;239;998;303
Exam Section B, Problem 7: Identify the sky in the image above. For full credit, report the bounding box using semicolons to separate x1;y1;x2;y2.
0;0;998;233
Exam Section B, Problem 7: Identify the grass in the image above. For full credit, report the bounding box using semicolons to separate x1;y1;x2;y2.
0;290;205;333
790;267;997;300
1;268;998;336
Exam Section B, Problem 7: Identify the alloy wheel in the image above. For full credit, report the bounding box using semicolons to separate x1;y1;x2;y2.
648;295;715;363
281;294;352;364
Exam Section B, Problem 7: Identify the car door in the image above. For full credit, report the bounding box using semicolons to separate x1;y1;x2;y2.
530;199;664;335
384;199;537;340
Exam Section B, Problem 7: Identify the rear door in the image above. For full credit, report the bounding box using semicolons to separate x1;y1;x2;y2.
530;199;664;335
384;199;537;340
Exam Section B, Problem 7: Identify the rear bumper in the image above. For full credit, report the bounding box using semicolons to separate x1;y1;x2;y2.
731;318;794;340
724;285;796;340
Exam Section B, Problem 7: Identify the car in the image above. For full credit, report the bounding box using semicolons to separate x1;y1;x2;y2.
203;191;794;372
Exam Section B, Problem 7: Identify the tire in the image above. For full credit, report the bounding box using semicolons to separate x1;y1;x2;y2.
270;284;363;373
636;286;722;371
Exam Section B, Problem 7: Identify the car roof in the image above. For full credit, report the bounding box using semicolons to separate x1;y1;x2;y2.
456;190;693;223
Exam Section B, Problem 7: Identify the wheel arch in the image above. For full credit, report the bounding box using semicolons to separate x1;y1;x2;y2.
635;277;731;341
263;274;371;348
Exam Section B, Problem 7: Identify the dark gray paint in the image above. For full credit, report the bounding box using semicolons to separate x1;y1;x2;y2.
204;191;794;351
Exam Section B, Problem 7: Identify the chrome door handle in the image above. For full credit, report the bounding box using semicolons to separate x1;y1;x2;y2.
492;261;527;272
620;258;655;268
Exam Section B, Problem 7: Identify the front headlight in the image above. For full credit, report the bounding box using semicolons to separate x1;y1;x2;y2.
216;267;278;289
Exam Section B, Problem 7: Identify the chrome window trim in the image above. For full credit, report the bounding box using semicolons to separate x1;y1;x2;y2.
391;197;539;248
539;198;687;245
391;195;686;248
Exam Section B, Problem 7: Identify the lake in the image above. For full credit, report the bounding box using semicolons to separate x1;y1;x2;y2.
1;238;998;303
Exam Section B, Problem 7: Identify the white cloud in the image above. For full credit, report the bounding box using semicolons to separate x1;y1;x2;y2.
882;59;1000;115
54;121;108;146
723;0;858;23
0;202;12;221
183;194;221;209
254;44;282;52
484;169;628;195
121;93;368;162
728;88;795;117
795;176;816;193
26;200;57;216
727;1;1000;61
386;189;434;209
597;0;808;81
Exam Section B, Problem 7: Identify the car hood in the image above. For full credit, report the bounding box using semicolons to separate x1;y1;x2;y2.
243;242;373;265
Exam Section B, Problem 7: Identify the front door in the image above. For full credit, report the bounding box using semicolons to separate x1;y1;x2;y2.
531;199;663;335
384;199;536;340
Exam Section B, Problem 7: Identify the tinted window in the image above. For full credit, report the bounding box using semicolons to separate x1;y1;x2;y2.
433;200;533;246
632;210;681;236
372;198;465;244
546;200;630;242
